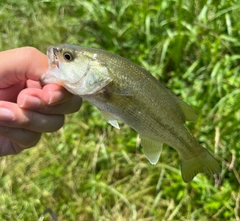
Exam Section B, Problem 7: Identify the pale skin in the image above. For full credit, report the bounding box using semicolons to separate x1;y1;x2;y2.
0;47;82;156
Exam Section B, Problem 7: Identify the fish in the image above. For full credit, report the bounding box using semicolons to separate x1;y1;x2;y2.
40;44;220;183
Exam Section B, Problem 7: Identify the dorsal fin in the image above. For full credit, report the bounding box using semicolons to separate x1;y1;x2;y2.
174;96;198;122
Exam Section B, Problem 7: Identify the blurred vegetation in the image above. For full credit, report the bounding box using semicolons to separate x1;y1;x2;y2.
0;0;240;220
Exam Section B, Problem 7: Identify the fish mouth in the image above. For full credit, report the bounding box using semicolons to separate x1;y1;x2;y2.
40;46;61;86
47;46;60;69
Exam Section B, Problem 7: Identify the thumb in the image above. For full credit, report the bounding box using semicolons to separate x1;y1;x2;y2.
0;47;48;88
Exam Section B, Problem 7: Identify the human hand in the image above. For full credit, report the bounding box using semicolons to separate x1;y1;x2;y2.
0;47;82;156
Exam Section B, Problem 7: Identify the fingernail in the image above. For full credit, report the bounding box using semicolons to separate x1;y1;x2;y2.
20;95;41;109
48;90;63;105
0;108;15;121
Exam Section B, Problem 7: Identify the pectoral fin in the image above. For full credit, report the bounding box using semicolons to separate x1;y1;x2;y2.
174;97;198;122
140;136;163;165
99;109;120;129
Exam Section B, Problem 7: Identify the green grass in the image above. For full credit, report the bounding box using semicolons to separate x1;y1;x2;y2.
1;0;240;220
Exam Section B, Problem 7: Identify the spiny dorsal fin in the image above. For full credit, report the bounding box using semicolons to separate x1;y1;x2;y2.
99;109;120;129
174;96;198;122
140;136;163;165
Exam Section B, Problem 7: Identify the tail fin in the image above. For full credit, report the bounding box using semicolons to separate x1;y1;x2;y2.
181;148;220;183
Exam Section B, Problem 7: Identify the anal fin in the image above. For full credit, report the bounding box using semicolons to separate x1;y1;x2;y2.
140;136;163;165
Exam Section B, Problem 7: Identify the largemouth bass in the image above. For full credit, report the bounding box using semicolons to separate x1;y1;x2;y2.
41;44;220;182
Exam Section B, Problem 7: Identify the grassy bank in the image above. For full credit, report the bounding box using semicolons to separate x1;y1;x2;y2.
0;0;240;220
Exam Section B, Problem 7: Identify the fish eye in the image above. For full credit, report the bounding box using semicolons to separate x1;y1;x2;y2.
63;52;74;61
